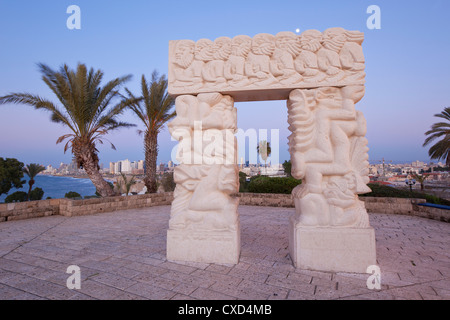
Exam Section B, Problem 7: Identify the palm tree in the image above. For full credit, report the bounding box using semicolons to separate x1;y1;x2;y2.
410;172;428;191
116;173;137;196
257;140;272;175
0;63;136;197
23;163;45;201
125;71;175;193
423;107;450;167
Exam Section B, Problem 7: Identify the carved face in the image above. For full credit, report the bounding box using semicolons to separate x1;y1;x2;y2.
213;37;232;61
195;39;214;62
231;35;252;57
300;30;323;52
322;28;346;52
252;33;275;56
174;40;195;68
275;31;301;57
344;173;357;192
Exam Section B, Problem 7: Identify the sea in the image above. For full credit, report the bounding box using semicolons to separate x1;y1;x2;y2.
0;175;97;203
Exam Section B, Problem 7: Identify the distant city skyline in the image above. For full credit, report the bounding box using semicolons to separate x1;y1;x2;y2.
1;1;449;167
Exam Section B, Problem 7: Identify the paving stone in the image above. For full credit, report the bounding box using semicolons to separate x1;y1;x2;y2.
0;205;448;300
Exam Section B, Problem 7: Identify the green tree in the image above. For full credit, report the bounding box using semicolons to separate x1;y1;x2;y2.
257;140;271;175
161;172;176;192
125;71;175;193
423;106;450;166
239;171;248;192
282;160;292;177
410;172;428;191
0;157;25;197
23;163;45;201
65;191;81;199
30;187;44;201
0;63;136;197
5;191;28;203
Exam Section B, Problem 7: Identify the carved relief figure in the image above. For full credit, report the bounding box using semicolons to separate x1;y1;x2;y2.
317;28;346;81
287;86;370;227
169;164;239;231
270;31;303;85
339;30;365;82
201;37;231;88
294;30;326;82
224;35;252;87
245;33;278;86
168;92;239;232
171;40;203;89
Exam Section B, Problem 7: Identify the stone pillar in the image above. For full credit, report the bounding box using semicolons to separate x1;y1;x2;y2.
166;92;240;264
287;85;376;273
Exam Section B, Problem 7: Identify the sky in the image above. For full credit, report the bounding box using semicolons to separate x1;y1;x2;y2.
0;0;449;168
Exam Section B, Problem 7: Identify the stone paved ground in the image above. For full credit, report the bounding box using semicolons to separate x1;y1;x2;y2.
0;205;449;300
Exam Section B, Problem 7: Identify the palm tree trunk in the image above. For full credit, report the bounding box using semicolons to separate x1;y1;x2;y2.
27;179;34;201
144;131;158;193
83;158;116;197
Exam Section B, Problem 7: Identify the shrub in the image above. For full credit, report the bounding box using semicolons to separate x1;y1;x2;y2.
65;191;81;199
361;183;450;206
239;172;249;192
30;187;44;201
247;176;302;194
161;172;176;192
4;191;28;203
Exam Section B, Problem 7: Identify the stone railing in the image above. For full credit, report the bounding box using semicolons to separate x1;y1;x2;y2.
0;193;174;222
237;193;449;222
1;192;448;223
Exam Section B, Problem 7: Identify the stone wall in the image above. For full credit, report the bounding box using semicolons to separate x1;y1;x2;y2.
0;199;60;222
237;193;449;223
0;193;174;222
1;192;448;223
361;197;426;215
59;193;174;217
237;193;294;207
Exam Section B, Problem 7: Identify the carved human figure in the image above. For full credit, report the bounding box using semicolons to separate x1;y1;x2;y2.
317;28;346;81
270;31;303;85
169;93;237;166
200;37;231;88
245;33;278;86
288;86;369;227
338;30;365;81
294;30;326;83
224;35;252;87
171;40;203;89
169;93;235;131
169;164;239;231
323;173;370;227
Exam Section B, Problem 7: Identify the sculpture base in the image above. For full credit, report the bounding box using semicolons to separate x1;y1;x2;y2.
289;220;376;273
167;227;240;264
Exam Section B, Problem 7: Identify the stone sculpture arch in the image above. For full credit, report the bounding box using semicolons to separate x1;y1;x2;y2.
167;29;376;273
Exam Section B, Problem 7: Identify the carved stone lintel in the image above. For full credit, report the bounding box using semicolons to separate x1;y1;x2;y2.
169;29;365;102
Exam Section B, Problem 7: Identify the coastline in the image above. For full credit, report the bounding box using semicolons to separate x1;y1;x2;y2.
41;173;117;182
